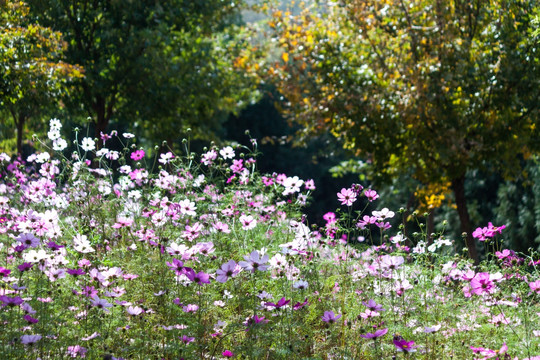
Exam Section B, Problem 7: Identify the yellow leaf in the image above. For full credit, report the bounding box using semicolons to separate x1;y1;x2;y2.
282;52;289;62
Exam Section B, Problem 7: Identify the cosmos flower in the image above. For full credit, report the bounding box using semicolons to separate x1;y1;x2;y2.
185;269;211;285
393;336;417;353
17;233;40;248
90;295;113;311
265;297;290;309
239;250;269;272
360;328;388;339
216;260;241;283
337;188;357;206
362;299;385;312
470;272;496;296
20;334;42;345
321;310;341;324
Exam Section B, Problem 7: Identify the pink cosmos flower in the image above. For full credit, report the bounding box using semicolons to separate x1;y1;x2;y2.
529;280;540;294
158;151;174;165
66;345;87;358
364;189;379;202
337;188;357;206
239;214;257;230
394;279;414;296
470;342;507;358
356;215;378;229
230;159;244;173
305;179;316;190
380;255;404;271
323;212;337;224
111;216;134;229
470;272;496;296
262;176;274;186
213;221;231;234
472;222;506;241
201;149;218;165
183;304;199;313
358;309;380;319
372;208;395;221
126;306;144;316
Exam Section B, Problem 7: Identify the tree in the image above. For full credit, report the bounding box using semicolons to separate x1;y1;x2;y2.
0;0;82;154
266;0;540;262
26;0;260;143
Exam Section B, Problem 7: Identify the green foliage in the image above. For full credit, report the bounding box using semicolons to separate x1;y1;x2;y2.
0;0;82;153
496;156;540;252
25;0;260;144
265;0;540;261
268;0;540;184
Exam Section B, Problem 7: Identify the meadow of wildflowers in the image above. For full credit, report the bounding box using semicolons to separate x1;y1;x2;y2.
0;119;539;359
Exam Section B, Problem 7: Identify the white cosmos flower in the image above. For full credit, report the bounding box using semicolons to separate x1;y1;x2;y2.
53;139;68;151
81;137;95;152
372;208;395;221
49;118;62;130
48;129;61;141
219;146;235;159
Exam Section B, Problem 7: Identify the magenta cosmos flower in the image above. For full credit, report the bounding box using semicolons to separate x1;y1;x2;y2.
130;149;145;161
393;336;417;353
321;310;341;324
470;272;496;296
185;269;211;285
265;297;290;309
337;188;357;206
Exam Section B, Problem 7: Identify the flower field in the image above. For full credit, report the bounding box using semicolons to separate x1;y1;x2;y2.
0;120;539;359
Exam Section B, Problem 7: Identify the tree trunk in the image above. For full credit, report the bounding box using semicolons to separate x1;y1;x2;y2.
451;175;479;264
93;96;108;142
16;114;26;155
